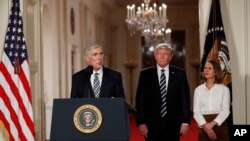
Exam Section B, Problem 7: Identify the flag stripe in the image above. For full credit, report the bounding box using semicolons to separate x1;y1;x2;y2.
19;62;32;103
0;105;15;141
1;57;34;139
0;86;25;140
0;112;15;141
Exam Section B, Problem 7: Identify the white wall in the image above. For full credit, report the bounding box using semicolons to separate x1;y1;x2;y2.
0;0;9;59
41;0;60;139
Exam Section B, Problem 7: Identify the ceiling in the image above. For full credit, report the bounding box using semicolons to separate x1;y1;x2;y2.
113;0;198;7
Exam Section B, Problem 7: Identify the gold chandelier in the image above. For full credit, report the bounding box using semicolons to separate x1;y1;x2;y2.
126;0;169;38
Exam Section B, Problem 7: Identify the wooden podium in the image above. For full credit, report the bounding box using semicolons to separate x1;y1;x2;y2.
50;98;131;141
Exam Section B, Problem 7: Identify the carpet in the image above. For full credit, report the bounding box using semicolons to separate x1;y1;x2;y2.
129;115;198;141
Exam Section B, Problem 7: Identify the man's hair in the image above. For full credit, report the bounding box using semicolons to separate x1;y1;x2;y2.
154;43;174;55
84;42;103;55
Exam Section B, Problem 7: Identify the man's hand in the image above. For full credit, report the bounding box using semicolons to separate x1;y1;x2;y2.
138;124;148;137
180;124;189;135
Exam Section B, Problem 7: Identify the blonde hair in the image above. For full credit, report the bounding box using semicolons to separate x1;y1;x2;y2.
154;43;174;55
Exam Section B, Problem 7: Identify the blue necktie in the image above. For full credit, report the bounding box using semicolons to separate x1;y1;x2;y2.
93;73;100;98
160;69;167;117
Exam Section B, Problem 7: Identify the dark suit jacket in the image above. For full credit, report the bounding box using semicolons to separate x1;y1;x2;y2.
70;66;125;98
135;65;190;140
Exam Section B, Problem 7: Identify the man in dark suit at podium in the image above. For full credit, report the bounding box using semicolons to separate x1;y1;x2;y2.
70;42;125;99
135;43;190;141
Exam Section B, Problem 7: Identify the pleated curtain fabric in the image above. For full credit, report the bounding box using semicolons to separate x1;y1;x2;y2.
160;69;167;117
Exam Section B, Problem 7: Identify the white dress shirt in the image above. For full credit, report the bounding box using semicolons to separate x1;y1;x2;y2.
157;64;169;90
91;67;103;88
193;83;230;127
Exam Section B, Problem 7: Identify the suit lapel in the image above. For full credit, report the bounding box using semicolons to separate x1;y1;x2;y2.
167;66;175;93
99;67;107;97
152;66;161;93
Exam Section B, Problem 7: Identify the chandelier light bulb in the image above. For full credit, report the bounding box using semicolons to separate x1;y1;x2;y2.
125;0;169;39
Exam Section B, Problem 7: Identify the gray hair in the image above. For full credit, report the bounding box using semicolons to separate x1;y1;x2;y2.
84;42;103;55
154;43;174;55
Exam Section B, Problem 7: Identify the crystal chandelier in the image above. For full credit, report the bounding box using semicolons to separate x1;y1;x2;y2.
126;0;168;38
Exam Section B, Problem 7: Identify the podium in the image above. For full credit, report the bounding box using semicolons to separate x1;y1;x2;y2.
50;98;131;141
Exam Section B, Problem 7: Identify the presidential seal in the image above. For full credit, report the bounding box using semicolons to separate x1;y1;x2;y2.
73;104;102;133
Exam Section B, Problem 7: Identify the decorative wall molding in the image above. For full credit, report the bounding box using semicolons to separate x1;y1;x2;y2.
28;0;38;5
29;60;39;73
70;7;75;35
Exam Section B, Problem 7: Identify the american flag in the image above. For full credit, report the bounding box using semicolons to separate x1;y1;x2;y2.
0;0;35;140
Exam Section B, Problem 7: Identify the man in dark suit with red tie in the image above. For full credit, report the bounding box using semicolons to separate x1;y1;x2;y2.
70;42;125;99
135;43;190;141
